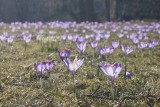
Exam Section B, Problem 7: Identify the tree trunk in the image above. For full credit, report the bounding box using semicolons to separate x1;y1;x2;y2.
79;0;86;21
85;0;96;21
110;0;117;20
105;0;110;21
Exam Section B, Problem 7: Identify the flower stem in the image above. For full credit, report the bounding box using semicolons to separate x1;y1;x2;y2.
111;77;115;105
40;77;43;88
124;55;127;79
25;42;27;51
72;73;74;84
72;73;76;93
93;48;95;58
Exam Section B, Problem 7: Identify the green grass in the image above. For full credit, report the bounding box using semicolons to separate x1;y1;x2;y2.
0;21;160;107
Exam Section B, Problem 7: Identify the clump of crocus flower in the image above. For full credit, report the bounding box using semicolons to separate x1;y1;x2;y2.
34;60;54;79
98;63;122;103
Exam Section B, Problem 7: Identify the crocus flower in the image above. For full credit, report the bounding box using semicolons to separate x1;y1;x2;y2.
61;35;67;41
0;36;7;43
63;56;84;83
121;45;134;55
131;37;139;45
121;45;134;79
67;35;73;41
44;60;54;76
95;36;101;41
126;72;132;79
138;35;143;40
98;63;122;101
97;47;106;56
58;50;70;60
98;63;122;79
148;43;155;49
137;42;148;50
7;36;14;45
75;41;87;55
152;39;159;46
89;41;98;49
117;33;124;38
76;36;85;43
34;62;46;77
105;47;114;56
111;41;119;49
23;35;32;51
23;35;31;43
103;34;110;40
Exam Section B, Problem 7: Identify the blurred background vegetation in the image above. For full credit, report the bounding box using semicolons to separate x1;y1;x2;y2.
0;0;160;22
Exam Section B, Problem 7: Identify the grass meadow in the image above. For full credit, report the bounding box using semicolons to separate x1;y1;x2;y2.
0;21;160;107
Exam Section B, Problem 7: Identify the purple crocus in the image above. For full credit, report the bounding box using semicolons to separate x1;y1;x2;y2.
34;62;46;77
131;37;139;45
98;63;122;101
98;63;122;79
76;36;85;43
103;34;110;40
148;43;155;49
0;35;7;43
63;56;84;83
7;36;14;45
121;45;134;55
111;41;119;49
23;35;32;51
44;60;54;76
126;72;132;79
148;39;159;50
23;35;31;43
105;47;114;57
58;50;70;60
152;39;159;46
61;35;67;41
117;33;124;38
75;41;87;55
121;45;134;79
137;42;148;50
95;35;101;41
97;47;106;56
67;35;73;41
89;41;98;49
